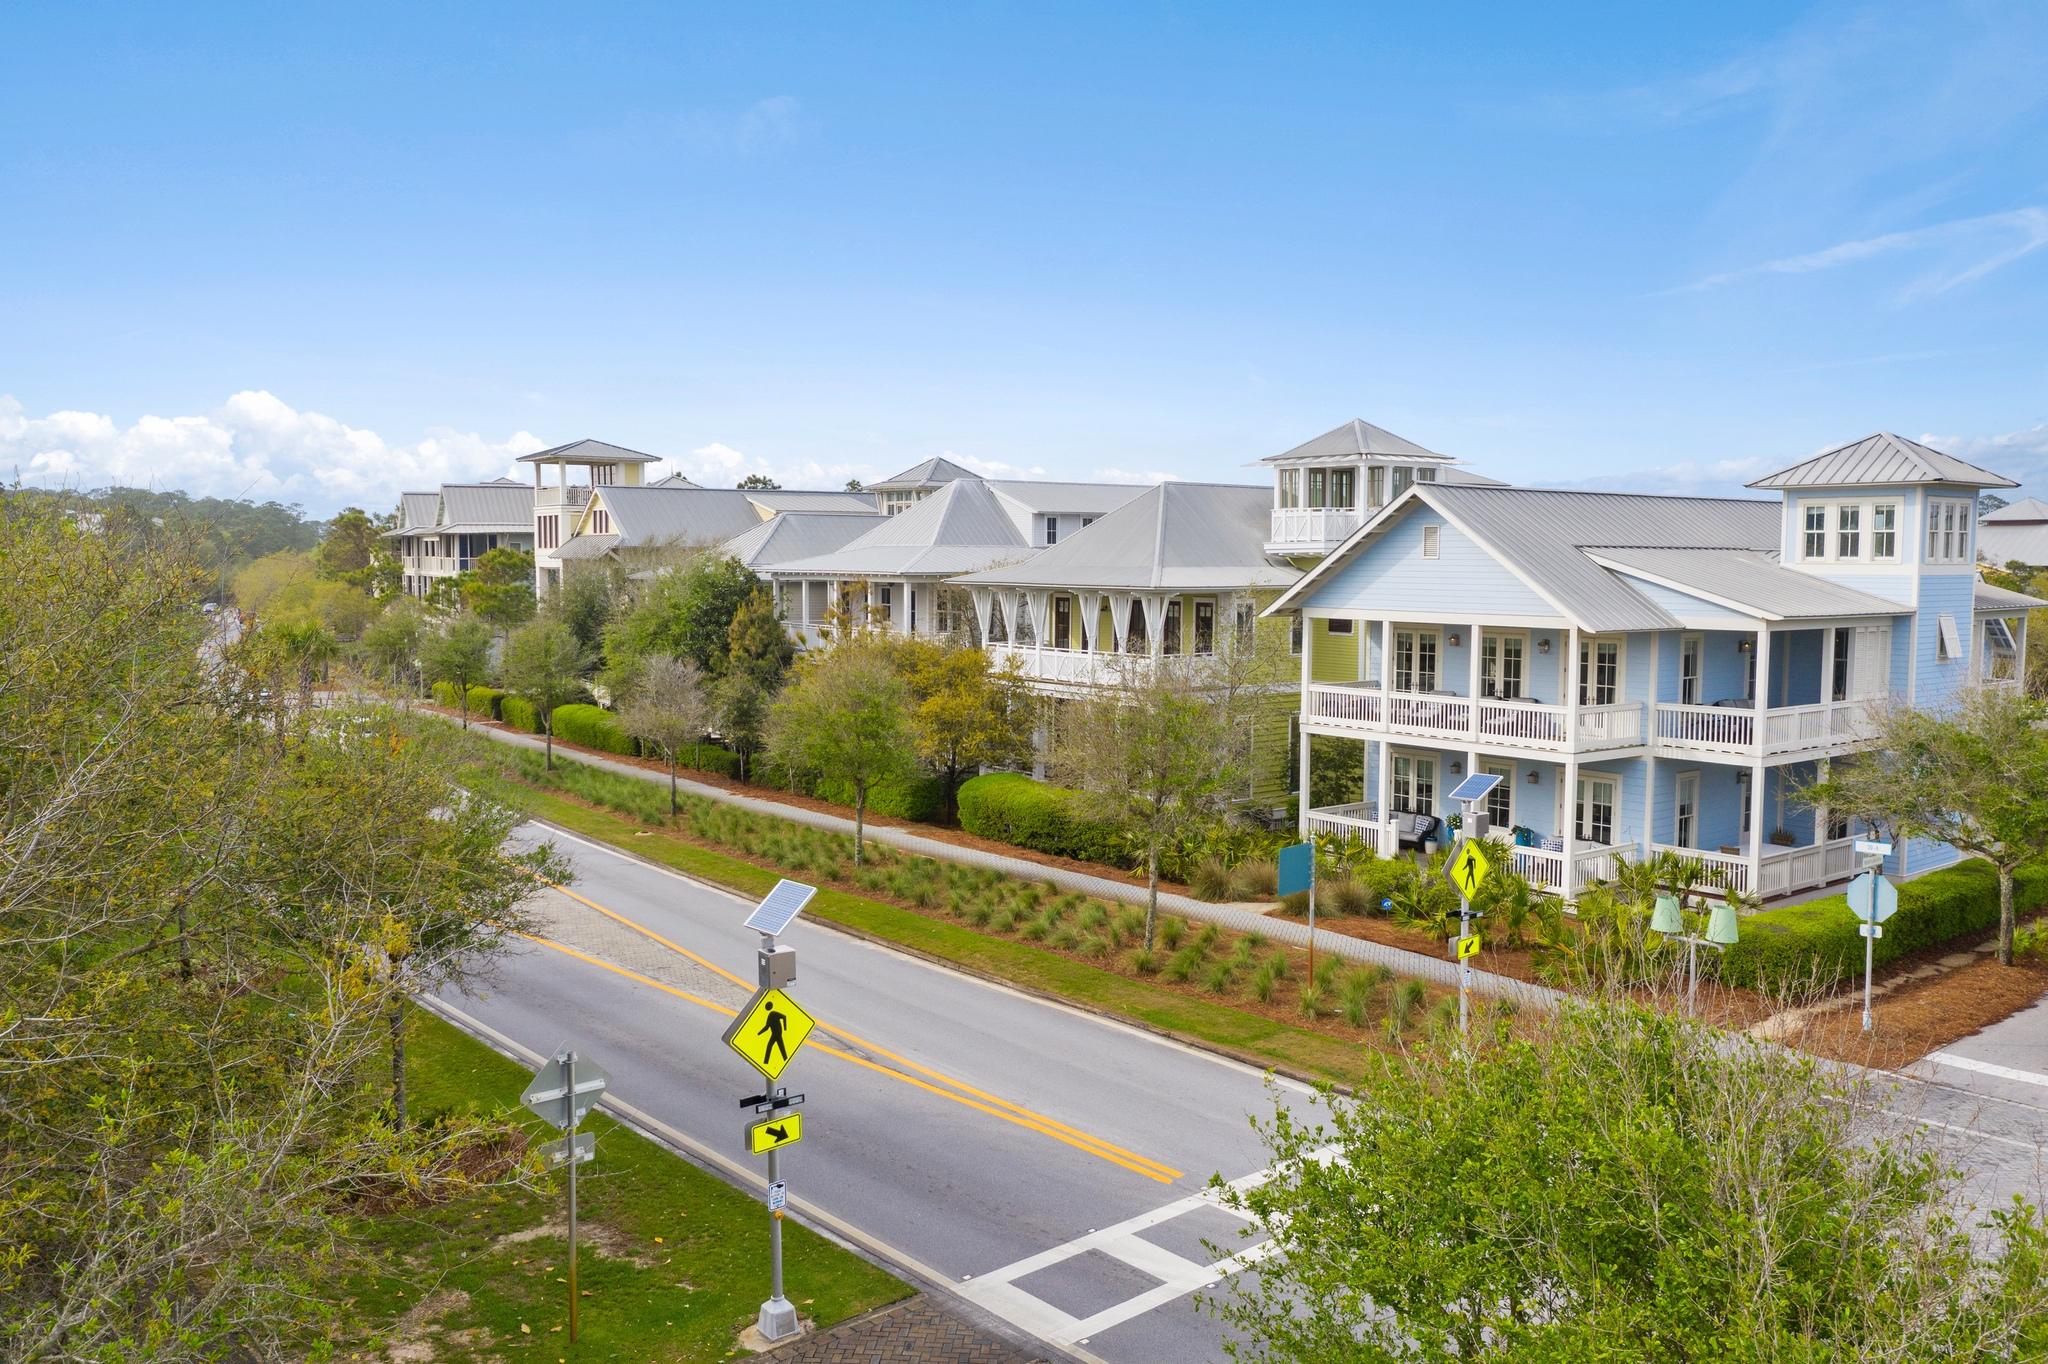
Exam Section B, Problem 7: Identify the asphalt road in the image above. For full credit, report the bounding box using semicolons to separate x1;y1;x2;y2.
440;822;1319;1363
441;819;2048;1362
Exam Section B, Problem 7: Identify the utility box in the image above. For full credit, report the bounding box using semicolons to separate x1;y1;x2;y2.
758;944;797;989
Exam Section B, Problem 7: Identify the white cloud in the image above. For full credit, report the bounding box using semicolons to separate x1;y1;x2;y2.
1677;207;2048;298
670;440;880;491
1092;466;1182;484
1;391;541;514
946;450;1047;480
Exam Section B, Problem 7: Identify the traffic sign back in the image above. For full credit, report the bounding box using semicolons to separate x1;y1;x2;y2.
521;1050;609;1130
723;987;817;1081
1847;870;1898;924
1443;840;1492;899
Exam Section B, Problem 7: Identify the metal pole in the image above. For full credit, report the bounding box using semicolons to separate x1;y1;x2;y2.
768;1143;784;1301
1457;798;1475;1037
1862;929;1874;1032
756;934;798;1341
1306;847;1317;991
565;1050;579;1345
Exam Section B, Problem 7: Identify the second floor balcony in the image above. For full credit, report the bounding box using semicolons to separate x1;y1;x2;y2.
1268;505;1365;554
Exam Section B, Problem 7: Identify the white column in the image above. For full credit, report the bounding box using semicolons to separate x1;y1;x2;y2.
1376;738;1395;856
1147;596;1164;661
1355;615;1367;681
1643;752;1657;854
1565;626;1581;744
1561;754;1579;893
1378;619;1393;713
901;580;913;635
1643;635;1660;853
1753;625;1772;751
1297;630;1314;837
1820;622;1837;720
1748;758;1768;890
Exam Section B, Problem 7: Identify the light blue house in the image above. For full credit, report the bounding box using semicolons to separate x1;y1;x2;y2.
1268;433;2040;901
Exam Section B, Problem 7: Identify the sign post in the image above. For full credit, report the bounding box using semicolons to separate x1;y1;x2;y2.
726;879;818;1343
1848;842;1896;1032
521;1047;607;1344
1442;773;1501;1038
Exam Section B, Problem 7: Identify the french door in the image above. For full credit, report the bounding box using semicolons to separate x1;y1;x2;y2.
1574;774;1617;846
1480;634;1525;699
1391;753;1436;815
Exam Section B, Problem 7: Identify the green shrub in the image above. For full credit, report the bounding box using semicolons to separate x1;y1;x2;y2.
465;685;506;720
1202;960;1236;993
1158;917;1186;950
1719;859;2048;989
498;694;542;733
1129;948;1158;974
679;742;742;779
1189;855;1233;901
814;773;944;822
1227;857;1278;901
550;702;638;756
955;773;1129;866
431;680;464;708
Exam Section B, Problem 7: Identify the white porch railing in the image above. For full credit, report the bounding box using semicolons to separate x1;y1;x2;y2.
1305;801;1387;845
1305;681;1383;727
1647;834;1865;899
1388;693;1472;735
1511;842;1625;895
1306;686;1645;753
1654;701;1878;756
1270;506;1365;545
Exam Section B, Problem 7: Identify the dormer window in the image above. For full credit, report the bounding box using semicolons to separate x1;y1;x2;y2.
1277;469;1301;509
1306;469;1327;507
1926;498;1972;564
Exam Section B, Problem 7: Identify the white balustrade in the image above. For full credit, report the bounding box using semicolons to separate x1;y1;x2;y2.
1270;506;1365;545
1574;703;1644;749
1305;682;1383;727
1305;802;1385;845
1475;698;1568;744
1655;703;1755;749
1388;693;1472;736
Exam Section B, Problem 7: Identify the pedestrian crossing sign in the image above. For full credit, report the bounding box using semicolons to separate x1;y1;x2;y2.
1443;840;1493;899
723;987;817;1081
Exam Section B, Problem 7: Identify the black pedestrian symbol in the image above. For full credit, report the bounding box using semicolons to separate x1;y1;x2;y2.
758;1002;790;1066
1458;854;1478;894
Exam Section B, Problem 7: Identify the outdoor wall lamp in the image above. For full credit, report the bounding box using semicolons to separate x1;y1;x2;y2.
1737;638;1753;653
1449;759;1464;774
1448;632;1462;646
1536;638;1551;654
1527;770;1540;784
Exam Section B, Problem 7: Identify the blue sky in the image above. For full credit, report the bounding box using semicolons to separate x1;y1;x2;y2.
4;1;2047;515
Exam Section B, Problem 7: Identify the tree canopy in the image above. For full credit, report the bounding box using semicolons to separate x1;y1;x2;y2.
605;553;761;679
765;637;914;863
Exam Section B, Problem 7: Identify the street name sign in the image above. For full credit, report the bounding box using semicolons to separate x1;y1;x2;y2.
723;987;817;1082
1443;840;1493;898
521;1050;609;1130
747;1112;804;1154
767;1181;787;1214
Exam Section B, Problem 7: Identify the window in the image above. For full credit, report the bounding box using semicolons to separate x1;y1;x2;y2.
1417;467;1439;483
1832;626;1852;701
592;463;616;485
1193;599;1215;655
1575;775;1616;845
1277;470;1300;509
1578;637;1620;706
987;597;1008;643
1480;634;1525;699
1927;498;1972;564
1836;505;1861;559
1045;516;1059;546
587;508;611;535
1393;629;1438;692
1306;469;1327;508
883;490;915;515
1391;754;1436;815
1289;612;1302;655
1421;525;1440;560
876;583;894;622
1081;517;1094;528
1329;468;1356;509
537;515;559;550
1483;763;1513;830
1367;466;1387;507
1163;599;1183;655
1936;612;1962;662
1674;772;1698;850
1052;595;1071;649
1126;599;1147;652
1235;597;1257;647
1392;467;1413;499
1872;503;1898;559
1803;505;1827;560
1328;618;1354;635
1679;634;1702;705
1738;772;1753;837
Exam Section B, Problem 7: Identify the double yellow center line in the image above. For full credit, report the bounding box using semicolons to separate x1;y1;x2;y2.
522;883;1183;1184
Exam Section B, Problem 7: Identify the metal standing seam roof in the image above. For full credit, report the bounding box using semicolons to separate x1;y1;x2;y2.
1982;496;2048;524
1980;523;2048;569
437;482;535;531
382;491;441;537
742;489;881;514
720;512;888;569
983;480;1152;515
517;438;664;465
951;483;1299;591
550;532;622;561
867;455;979;491
763;478;1034;578
1974;580;2048;612
1748;432;2017;490
1585;548;1906;620
1260;418;1455;465
1267;485;1789;632
580;486;777;549
652;472;703;488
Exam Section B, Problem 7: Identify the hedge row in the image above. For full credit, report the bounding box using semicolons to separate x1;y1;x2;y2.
499;694;542;734
815;774;945;822
431;681;463;709
467;685;506;721
1720;857;2048;989
549;703;638;756
956;773;1128;866
678;742;742;780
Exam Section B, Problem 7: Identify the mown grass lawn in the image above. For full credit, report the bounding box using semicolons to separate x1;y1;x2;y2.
325;1010;906;1362
458;758;1378;1087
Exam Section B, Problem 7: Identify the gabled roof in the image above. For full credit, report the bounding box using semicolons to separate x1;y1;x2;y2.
1269;485;1787;632
1586;548;1904;621
985;480;1152;518
1979;523;2048;569
952;483;1298;592
437;482;533;532
1261;418;1452;466
581;486;773;549
1975;580;2048;613
743;489;880;515
721;512;887;569
652;472;702;488
765;478;1031;578
867;455;978;492
393;491;439;532
517;438;663;465
1983;496;2048;524
1748;432;2017;490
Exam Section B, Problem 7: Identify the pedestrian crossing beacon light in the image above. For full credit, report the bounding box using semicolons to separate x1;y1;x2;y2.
1654;890;1739;1012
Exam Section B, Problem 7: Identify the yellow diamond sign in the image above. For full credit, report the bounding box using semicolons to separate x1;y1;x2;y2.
722;987;817;1082
1444;840;1492;899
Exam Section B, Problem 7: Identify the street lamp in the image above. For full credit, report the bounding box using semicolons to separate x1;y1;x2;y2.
1654;891;1739;1013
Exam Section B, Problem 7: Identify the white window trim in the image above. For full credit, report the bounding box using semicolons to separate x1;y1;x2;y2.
1574;773;1618;846
1479;630;1529;699
1577;634;1628;707
1800;496;1902;564
1421;524;1441;560
1392;627;1442;693
1678;633;1703;705
1673;770;1699;849
1390;749;1438;815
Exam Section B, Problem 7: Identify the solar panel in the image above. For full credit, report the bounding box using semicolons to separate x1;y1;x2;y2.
1447;772;1502;804
743;879;818;936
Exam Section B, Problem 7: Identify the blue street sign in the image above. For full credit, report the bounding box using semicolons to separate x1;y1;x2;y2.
1847;869;1899;924
1276;842;1313;897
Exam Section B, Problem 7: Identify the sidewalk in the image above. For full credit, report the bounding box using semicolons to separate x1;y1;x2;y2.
446;713;1564;1010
